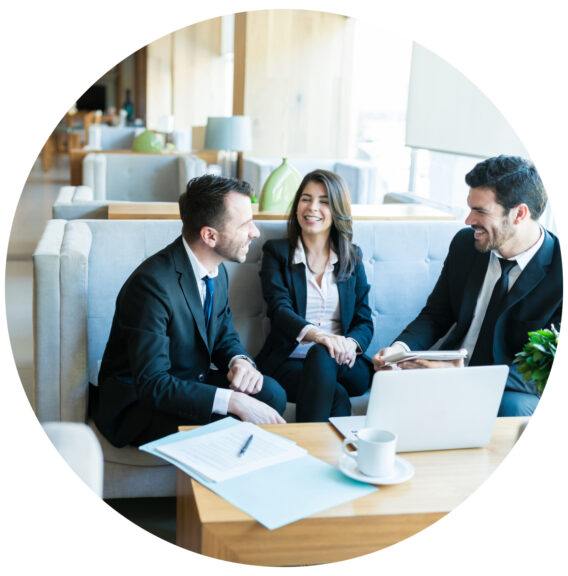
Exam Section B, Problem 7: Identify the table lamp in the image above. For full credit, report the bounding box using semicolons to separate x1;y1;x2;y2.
204;115;252;179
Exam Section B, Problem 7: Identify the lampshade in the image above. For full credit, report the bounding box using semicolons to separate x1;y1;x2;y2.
204;116;252;151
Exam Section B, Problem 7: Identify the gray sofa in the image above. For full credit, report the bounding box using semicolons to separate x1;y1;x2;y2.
52;152;208;219
243;157;380;204
33;218;463;498
87;125;145;150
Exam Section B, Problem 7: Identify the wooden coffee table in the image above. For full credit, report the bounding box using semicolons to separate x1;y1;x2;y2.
176;418;524;566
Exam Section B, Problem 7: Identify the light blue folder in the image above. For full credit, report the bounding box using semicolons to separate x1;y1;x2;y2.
140;417;377;530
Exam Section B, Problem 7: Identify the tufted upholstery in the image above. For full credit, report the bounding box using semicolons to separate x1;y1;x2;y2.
33;218;463;498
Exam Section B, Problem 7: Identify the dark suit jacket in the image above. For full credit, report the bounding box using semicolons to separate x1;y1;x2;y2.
255;239;374;375
92;236;250;447
397;227;562;395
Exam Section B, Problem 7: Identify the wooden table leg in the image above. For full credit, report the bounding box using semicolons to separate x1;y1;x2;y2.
41;134;56;171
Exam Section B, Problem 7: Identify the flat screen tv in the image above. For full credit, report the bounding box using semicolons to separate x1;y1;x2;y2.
76;84;106;111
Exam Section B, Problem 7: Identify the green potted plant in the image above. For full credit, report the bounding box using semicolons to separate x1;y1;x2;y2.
513;324;559;394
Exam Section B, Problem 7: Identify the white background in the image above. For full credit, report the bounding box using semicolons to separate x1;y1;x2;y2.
1;1;566;574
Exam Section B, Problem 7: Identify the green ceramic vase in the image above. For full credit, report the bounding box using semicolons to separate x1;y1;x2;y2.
132;129;163;153
259;158;302;212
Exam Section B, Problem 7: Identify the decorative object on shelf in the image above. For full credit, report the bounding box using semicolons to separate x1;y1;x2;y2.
123;89;134;122
204;115;252;179
132;129;163;153
513;324;559;394
259;158;302;212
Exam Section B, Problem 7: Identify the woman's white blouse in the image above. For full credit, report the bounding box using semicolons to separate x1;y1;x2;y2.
290;242;341;359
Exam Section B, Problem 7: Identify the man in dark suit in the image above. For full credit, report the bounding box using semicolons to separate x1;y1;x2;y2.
90;174;286;447
373;155;562;416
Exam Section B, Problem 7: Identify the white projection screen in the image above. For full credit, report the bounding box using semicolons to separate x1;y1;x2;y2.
405;43;530;159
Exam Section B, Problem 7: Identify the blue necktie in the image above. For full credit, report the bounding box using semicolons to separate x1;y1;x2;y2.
203;275;214;330
470;258;517;365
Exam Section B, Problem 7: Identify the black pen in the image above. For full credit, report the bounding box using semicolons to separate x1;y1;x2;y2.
238;434;254;457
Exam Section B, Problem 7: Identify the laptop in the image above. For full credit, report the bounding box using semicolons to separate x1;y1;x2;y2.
329;365;508;452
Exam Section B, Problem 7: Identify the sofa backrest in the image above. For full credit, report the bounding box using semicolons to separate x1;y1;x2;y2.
82;153;207;202
87;125;145;150
243;157;380;204
34;218;464;423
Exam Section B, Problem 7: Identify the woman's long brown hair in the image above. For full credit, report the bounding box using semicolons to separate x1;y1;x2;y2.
286;169;358;282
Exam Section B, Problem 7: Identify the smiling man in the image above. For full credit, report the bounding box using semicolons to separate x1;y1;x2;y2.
373;155;562;416
90;174;286;448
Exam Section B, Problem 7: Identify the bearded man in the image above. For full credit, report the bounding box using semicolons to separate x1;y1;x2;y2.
373;155;562;416
90;174;286;447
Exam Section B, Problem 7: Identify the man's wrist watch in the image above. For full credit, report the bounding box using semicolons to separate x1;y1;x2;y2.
229;355;257;370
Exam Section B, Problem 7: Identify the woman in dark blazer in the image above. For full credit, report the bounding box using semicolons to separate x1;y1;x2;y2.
256;169;374;421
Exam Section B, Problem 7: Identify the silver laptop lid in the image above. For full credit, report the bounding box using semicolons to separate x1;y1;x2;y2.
365;365;509;452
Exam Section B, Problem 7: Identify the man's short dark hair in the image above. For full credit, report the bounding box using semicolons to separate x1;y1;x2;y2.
179;174;252;241
465;155;547;220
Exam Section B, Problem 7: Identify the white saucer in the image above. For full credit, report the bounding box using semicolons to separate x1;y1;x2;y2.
338;453;415;485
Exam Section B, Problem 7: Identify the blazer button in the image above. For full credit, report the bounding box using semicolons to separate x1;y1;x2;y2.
197;372;206;382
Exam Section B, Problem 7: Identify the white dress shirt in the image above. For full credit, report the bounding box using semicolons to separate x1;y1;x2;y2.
290;241;343;358
395;227;545;362
182;237;232;414
460;228;545;363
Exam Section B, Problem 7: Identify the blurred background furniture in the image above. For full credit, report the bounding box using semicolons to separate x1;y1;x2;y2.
204;115;252;179
55;110;102;154
53;152;207;219
42;421;104;497
105;201;456;221
243;156;380;205
33;218;463;498
86;125;145;150
383;191;467;220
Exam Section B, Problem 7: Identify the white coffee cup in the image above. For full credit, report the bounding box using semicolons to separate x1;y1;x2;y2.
342;428;397;477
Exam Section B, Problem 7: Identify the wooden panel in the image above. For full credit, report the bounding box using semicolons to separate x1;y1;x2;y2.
172;18;228;130
146;34;173;130
135;47;147;121
197;513;445;566
233;12;247;116
244;10;355;158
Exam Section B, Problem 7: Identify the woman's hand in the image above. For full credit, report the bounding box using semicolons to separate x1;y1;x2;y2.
313;331;358;368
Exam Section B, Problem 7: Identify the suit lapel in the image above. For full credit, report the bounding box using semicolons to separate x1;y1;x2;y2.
291;261;307;317
503;229;554;311
446;250;490;346
172;238;209;349
335;261;352;333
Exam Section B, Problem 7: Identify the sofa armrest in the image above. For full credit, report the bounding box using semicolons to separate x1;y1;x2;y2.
242;158;278;197
178;155;208;194
83;153;107;200
53;186;108;219
59;221;93;422
334;160;379;204
33;220;66;421
52;186;76;215
87;125;102;149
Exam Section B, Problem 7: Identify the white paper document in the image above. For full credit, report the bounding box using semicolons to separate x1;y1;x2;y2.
155;421;307;482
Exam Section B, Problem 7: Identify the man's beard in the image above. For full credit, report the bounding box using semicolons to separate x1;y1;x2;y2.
472;217;514;253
